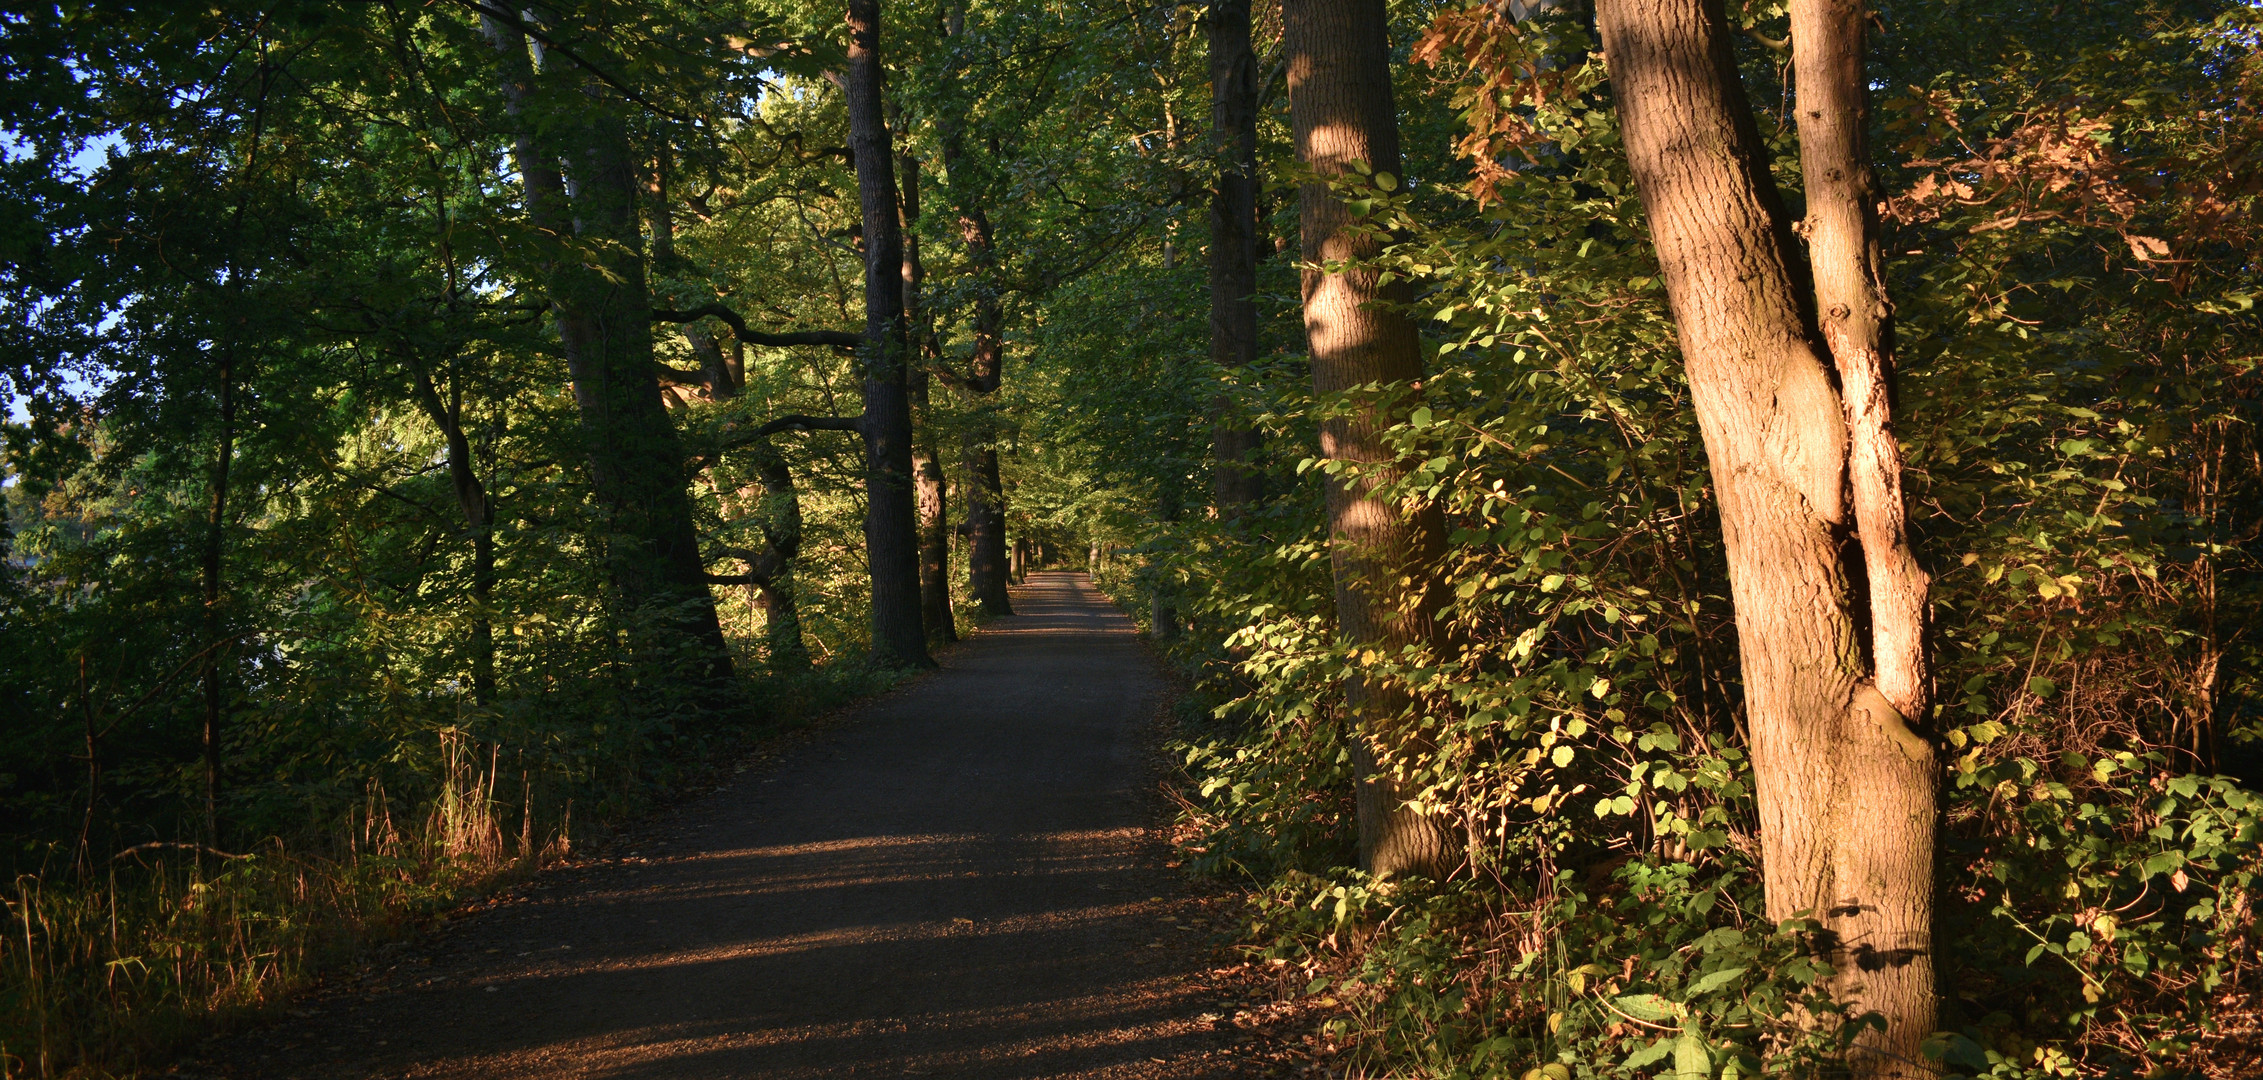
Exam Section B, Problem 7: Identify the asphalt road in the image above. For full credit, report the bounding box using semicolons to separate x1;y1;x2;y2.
210;571;1250;1080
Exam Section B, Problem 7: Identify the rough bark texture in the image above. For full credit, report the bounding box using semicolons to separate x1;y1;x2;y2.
1793;0;1929;726
1207;0;1264;514
1598;0;1937;1071
482;15;733;689
1284;0;1459;880
1791;1;1939;1070
844;0;934;669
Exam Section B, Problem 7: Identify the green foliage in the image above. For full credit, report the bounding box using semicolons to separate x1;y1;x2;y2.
1084;1;2263;1077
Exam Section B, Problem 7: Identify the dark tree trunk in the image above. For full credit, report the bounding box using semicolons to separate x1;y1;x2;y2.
844;0;935;669
901;152;958;645
1208;0;1265;514
1597;0;1938;1070
200;347;237;848
963;434;1013;616
481;16;733;692
1285;0;1460;880
406;356;497;707
933;61;1015;613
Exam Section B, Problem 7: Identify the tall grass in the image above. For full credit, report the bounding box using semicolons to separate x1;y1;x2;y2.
0;731;556;1079
0;661;903;1079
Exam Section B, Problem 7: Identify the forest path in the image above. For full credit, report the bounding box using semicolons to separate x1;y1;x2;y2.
210;572;1254;1080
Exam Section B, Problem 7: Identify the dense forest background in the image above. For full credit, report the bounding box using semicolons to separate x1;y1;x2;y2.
2;0;2259;1077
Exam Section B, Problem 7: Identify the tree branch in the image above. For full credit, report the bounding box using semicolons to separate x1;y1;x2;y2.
651;304;861;348
453;1;698;122
754;413;863;438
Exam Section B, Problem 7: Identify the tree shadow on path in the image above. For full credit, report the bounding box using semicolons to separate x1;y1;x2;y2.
213;573;1250;1080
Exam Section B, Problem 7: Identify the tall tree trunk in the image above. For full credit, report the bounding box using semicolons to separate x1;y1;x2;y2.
1596;0;1937;1071
1285;0;1460;880
933;57;1015;614
844;0;935;669
1208;0;1265;514
481;15;733;691
963;432;1014;616
901;151;958;645
200;347;237;848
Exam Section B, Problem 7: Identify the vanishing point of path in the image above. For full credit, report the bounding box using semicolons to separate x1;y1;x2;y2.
210;572;1255;1080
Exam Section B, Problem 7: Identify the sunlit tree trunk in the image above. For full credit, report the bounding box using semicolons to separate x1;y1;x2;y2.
1597;0;1937;1071
1208;0;1264;514
1284;0;1459;879
1791;0;1938;1069
746;439;813;673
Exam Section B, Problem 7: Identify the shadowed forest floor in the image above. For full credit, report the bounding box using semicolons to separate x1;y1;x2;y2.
190;572;1269;1079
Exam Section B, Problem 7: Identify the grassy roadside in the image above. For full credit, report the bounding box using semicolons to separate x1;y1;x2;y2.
0;658;916;1080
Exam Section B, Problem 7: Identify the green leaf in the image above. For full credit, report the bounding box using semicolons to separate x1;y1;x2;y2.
1673;1033;1711;1080
1551;745;1575;768
1622;1038;1675;1071
1615;993;1677;1022
1685;966;1747;997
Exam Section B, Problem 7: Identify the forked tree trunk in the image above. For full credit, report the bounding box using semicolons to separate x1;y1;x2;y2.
1208;0;1264;514
1596;0;1937;1071
1791;0;1938;1070
481;15;733;691
405;355;497;707
1283;0;1460;880
844;0;935;669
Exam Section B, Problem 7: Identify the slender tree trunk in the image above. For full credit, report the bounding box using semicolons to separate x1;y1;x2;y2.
1597;1;1936;1071
481;16;733;691
1208;0;1265;514
200;347;237;848
1285;0;1459;880
1150;498;1182;640
844;0;935;669
902;152;958;645
1791;0;1938;1069
407;360;497;707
